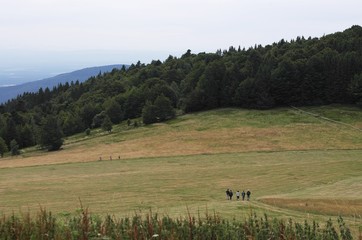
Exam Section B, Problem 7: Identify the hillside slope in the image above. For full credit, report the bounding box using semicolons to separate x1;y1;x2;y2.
0;106;361;237
1;25;362;153
1;105;361;168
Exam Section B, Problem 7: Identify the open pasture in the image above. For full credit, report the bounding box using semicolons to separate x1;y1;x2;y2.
0;150;361;231
1;105;361;168
0;105;361;235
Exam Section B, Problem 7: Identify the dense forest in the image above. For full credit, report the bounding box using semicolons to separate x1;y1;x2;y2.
1;25;362;154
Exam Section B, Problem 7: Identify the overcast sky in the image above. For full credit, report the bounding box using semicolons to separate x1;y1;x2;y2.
1;0;361;85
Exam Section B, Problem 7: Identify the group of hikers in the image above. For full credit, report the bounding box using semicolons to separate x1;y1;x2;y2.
226;189;251;201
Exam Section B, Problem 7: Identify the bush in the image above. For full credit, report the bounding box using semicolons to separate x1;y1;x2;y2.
10;139;20;156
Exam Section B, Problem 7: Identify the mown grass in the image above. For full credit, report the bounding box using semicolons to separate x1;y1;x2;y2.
0;150;361;236
0;105;361;237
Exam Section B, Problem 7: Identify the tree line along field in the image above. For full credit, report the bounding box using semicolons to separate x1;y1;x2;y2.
0;105;361;237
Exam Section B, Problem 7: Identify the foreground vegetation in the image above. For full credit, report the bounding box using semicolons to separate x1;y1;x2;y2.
0;208;355;240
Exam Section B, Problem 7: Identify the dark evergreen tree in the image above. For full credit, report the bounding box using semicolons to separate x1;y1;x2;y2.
154;94;176;121
5;118;19;147
142;101;158;124
195;60;226;109
62;113;84;136
123;88;144;119
142;95;175;124
270;57;299;105
349;72;362;107
80;103;100;128
39;115;64;151
104;98;124;124
0;114;6;140
183;88;206;113
20;124;35;148
0;137;8;157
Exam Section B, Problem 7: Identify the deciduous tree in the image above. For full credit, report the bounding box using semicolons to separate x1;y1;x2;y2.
101;115;113;133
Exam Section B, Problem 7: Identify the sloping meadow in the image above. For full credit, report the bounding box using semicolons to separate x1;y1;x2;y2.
0;106;361;238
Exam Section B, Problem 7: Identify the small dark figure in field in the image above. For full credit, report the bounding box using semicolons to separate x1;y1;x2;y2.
229;190;233;200
242;190;245;201
110;156;112;161
247;190;251;201
236;190;240;200
226;189;230;200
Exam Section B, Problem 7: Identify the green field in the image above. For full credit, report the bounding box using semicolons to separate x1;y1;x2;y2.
0;105;361;236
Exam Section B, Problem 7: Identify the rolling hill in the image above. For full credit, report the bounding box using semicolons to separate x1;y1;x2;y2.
0;105;361;236
1;25;362;154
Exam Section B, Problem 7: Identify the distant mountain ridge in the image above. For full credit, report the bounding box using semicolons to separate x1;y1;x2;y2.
0;64;126;103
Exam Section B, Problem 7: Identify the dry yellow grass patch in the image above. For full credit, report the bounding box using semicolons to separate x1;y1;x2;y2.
260;198;362;217
1;121;361;169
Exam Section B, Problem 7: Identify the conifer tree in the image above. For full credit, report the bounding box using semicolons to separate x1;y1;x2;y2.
0;137;8;157
39;115;64;151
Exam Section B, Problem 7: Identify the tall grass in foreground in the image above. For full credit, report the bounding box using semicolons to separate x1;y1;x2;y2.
0;207;358;240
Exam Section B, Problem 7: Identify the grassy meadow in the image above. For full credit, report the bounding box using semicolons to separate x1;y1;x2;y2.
0;105;361;236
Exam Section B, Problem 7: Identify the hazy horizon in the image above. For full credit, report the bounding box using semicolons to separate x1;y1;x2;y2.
1;0;361;86
0;49;181;86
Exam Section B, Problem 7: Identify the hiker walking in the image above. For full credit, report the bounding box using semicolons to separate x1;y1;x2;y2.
226;189;230;200
241;190;246;201
246;190;251;201
236;190;240;200
229;189;233;200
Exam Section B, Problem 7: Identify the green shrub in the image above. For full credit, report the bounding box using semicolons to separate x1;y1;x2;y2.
85;128;91;136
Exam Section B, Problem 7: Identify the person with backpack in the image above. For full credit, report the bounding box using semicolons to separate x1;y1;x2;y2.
246;190;251;201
